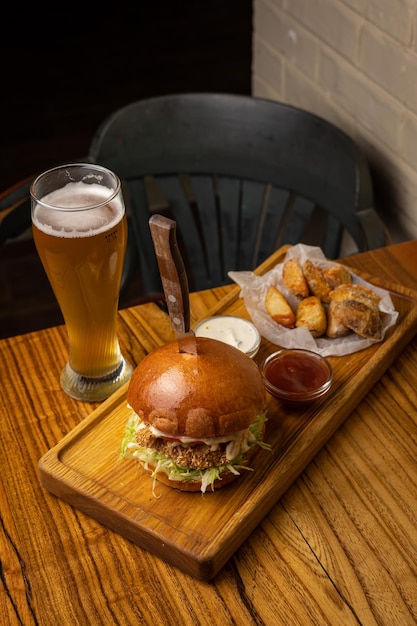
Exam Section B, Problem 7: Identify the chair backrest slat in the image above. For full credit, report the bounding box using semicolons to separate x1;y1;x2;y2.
238;179;267;271
190;175;223;286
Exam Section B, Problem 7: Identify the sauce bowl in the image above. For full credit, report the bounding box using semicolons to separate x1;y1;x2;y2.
261;348;333;406
194;315;261;358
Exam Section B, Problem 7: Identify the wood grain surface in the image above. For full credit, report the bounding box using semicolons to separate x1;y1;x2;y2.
38;246;417;580
1;241;417;624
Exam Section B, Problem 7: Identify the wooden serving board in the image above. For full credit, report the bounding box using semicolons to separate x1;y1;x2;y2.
38;247;417;580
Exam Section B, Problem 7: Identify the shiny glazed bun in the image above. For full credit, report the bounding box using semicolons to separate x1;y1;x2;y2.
127;336;266;438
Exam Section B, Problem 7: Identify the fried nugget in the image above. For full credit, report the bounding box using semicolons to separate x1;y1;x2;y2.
296;296;327;337
265;285;295;328
329;284;381;308
326;300;350;338
328;283;382;340
303;259;332;302
282;258;309;298
323;264;352;289
330;300;383;340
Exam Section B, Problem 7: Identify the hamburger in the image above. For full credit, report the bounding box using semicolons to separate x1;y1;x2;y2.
121;336;269;494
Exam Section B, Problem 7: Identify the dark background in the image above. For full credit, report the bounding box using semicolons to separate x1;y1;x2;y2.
0;2;253;338
0;2;252;191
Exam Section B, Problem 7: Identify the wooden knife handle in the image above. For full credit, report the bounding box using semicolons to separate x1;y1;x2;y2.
149;214;191;336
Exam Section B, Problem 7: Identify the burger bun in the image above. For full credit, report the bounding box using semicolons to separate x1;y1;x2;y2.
127;336;266;439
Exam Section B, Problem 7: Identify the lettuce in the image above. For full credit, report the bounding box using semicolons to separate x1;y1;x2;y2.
121;410;270;494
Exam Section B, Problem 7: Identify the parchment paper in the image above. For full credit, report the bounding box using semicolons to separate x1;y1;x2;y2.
228;244;399;357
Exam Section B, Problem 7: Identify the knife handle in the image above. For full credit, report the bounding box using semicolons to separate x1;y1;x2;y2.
149;214;190;335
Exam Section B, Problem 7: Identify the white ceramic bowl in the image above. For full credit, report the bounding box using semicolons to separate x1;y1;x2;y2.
194;315;261;358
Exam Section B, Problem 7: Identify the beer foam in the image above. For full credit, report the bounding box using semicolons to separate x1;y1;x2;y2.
32;182;124;237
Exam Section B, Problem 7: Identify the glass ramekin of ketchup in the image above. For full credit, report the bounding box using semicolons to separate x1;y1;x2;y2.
261;348;333;407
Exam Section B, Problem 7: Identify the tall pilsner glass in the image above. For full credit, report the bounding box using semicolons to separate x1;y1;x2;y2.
31;163;133;401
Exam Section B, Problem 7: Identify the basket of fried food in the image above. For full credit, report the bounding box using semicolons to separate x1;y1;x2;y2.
228;244;399;357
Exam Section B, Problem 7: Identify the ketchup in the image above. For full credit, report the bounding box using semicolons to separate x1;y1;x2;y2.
264;351;329;395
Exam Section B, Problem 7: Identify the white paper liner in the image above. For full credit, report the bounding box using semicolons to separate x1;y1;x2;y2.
228;244;399;357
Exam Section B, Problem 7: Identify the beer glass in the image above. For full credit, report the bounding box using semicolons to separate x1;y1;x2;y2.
30;163;133;401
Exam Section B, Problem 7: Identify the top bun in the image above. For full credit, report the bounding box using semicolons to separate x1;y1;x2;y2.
127;336;266;438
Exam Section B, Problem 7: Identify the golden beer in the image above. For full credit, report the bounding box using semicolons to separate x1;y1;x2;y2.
31;165;132;401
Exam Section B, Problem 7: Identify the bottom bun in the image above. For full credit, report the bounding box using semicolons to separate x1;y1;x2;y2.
142;441;263;493
147;466;241;492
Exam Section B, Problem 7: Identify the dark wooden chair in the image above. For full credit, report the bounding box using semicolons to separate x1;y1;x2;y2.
0;93;388;303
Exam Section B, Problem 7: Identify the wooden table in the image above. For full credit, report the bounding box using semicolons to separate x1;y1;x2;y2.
1;241;417;625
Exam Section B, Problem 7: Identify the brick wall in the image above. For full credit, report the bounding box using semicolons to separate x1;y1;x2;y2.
252;0;417;243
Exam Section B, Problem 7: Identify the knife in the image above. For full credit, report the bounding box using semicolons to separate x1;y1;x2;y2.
149;214;198;354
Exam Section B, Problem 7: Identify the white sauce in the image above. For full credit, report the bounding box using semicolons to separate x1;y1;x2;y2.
129;409;258;462
148;423;252;461
194;315;260;357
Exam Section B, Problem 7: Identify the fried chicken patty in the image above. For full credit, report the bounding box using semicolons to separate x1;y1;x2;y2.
135;423;247;470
